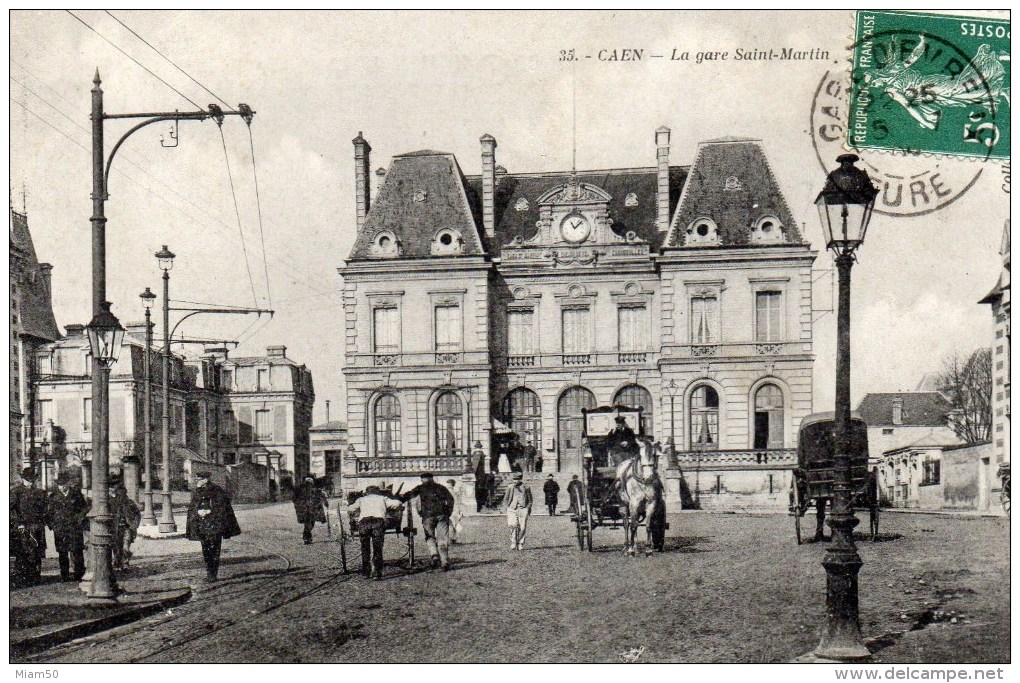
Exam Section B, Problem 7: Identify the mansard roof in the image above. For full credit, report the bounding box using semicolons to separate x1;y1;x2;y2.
10;209;60;342
463;166;688;254
664;138;802;248
856;392;953;428
348;151;486;260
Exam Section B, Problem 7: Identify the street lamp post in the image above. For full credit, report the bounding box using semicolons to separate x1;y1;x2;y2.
663;379;680;470
85;301;126;604
140;287;158;527
156;246;177;533
813;154;878;661
85;70;254;598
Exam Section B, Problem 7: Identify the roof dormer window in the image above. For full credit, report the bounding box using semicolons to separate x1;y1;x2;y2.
685;218;719;246
370;230;400;257
750;216;785;244
431;228;464;255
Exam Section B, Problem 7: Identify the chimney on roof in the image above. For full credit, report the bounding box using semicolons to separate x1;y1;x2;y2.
892;397;904;425
480;134;497;238
325;399;330;423
655;126;671;233
267;345;287;358
65;324;85;337
353;132;371;232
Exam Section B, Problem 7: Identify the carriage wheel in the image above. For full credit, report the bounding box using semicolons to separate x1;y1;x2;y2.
406;529;416;571
574;513;586;551
339;536;349;574
584;517;593;552
584;500;596;553
790;483;804;545
1002;480;1011;518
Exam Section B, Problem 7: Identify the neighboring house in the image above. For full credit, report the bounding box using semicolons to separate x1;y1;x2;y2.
878;440;994;512
214;345;315;483
10;207;61;484
856;392;960;464
979;220;1010;490
34;335;315;487
309;421;348;493
339;129;817;510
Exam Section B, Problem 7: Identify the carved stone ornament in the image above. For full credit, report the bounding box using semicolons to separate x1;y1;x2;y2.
413;189;428;203
723;176;742;191
624;192;638;207
515;197;530;212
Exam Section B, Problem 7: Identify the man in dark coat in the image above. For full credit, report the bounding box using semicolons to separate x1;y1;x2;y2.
347;485;403;579
186;471;241;581
399;472;455;571
47;470;89;582
543;474;560;516
566;474;584;515
10;466;47;585
607;415;638;465
293;475;327;544
109;476;142;569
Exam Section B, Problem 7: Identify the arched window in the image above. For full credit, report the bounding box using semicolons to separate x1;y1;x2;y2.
503;388;542;450
690;385;719;451
558;386;596;472
435;392;464;456
613;384;653;435
753;384;784;450
374;394;401;457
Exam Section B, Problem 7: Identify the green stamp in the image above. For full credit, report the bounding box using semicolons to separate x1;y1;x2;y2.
849;10;1010;160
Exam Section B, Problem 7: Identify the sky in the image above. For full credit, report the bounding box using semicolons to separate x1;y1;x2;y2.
8;10;1008;424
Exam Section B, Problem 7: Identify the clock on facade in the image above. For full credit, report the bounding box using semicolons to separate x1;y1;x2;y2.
560;213;590;243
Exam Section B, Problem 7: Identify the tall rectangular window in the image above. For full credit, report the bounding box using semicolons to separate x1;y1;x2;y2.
257;368;269;391
35;399;52;426
220;369;233;391
562;308;591;354
755;291;782;341
83;397;92;432
618;305;645;352
255;409;272;441
434;305;463;352
507;309;534;355
373;307;399;354
690;296;719;344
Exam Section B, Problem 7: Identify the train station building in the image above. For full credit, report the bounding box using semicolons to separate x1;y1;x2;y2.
338;129;818;510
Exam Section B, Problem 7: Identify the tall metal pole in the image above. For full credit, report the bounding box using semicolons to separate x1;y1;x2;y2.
141;306;157;526
815;248;868;660
88;70;117;604
159;268;177;532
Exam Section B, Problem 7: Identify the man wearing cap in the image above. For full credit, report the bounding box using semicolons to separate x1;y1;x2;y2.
186;471;241;582
109;476;141;569
502;471;533;550
11;466;48;585
46;470;90;582
347;485;403;579
293;475;328;545
399;473;455;571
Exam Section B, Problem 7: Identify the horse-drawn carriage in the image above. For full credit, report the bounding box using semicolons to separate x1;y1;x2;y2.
570;406;667;555
789;411;879;545
333;485;417;574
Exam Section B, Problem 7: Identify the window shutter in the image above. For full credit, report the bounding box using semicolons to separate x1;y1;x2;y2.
274;405;288;442
237;406;253;444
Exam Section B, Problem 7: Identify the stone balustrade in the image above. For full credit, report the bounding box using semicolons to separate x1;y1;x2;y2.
355;455;472;475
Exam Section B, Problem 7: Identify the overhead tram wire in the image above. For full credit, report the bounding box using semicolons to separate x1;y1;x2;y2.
10;91;340;307
217;125;260;307
65;11;203;110
99;11;271;308
104;10;232;109
246;122;273;308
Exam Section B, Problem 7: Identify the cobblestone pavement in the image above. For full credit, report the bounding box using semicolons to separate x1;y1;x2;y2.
24;504;1009;663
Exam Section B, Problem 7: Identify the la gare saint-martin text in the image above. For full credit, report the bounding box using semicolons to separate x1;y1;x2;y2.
561;47;830;63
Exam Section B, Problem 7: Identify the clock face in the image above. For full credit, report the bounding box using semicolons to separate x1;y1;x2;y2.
560;214;590;243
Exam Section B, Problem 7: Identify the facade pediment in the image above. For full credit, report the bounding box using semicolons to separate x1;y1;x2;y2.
537;177;612;206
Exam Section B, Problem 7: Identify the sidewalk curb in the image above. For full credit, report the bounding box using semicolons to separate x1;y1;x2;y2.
10;587;192;657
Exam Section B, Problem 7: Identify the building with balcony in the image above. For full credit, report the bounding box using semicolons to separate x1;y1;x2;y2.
33;335;315;489
339;129;817;510
212;345;315;483
10;207;61;483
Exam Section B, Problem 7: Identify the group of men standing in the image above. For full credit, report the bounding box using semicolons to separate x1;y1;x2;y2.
9;466;142;587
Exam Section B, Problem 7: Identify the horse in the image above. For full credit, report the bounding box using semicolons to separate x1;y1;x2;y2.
616;437;664;557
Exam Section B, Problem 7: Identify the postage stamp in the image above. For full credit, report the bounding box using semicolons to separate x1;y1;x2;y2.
848;10;1010;160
